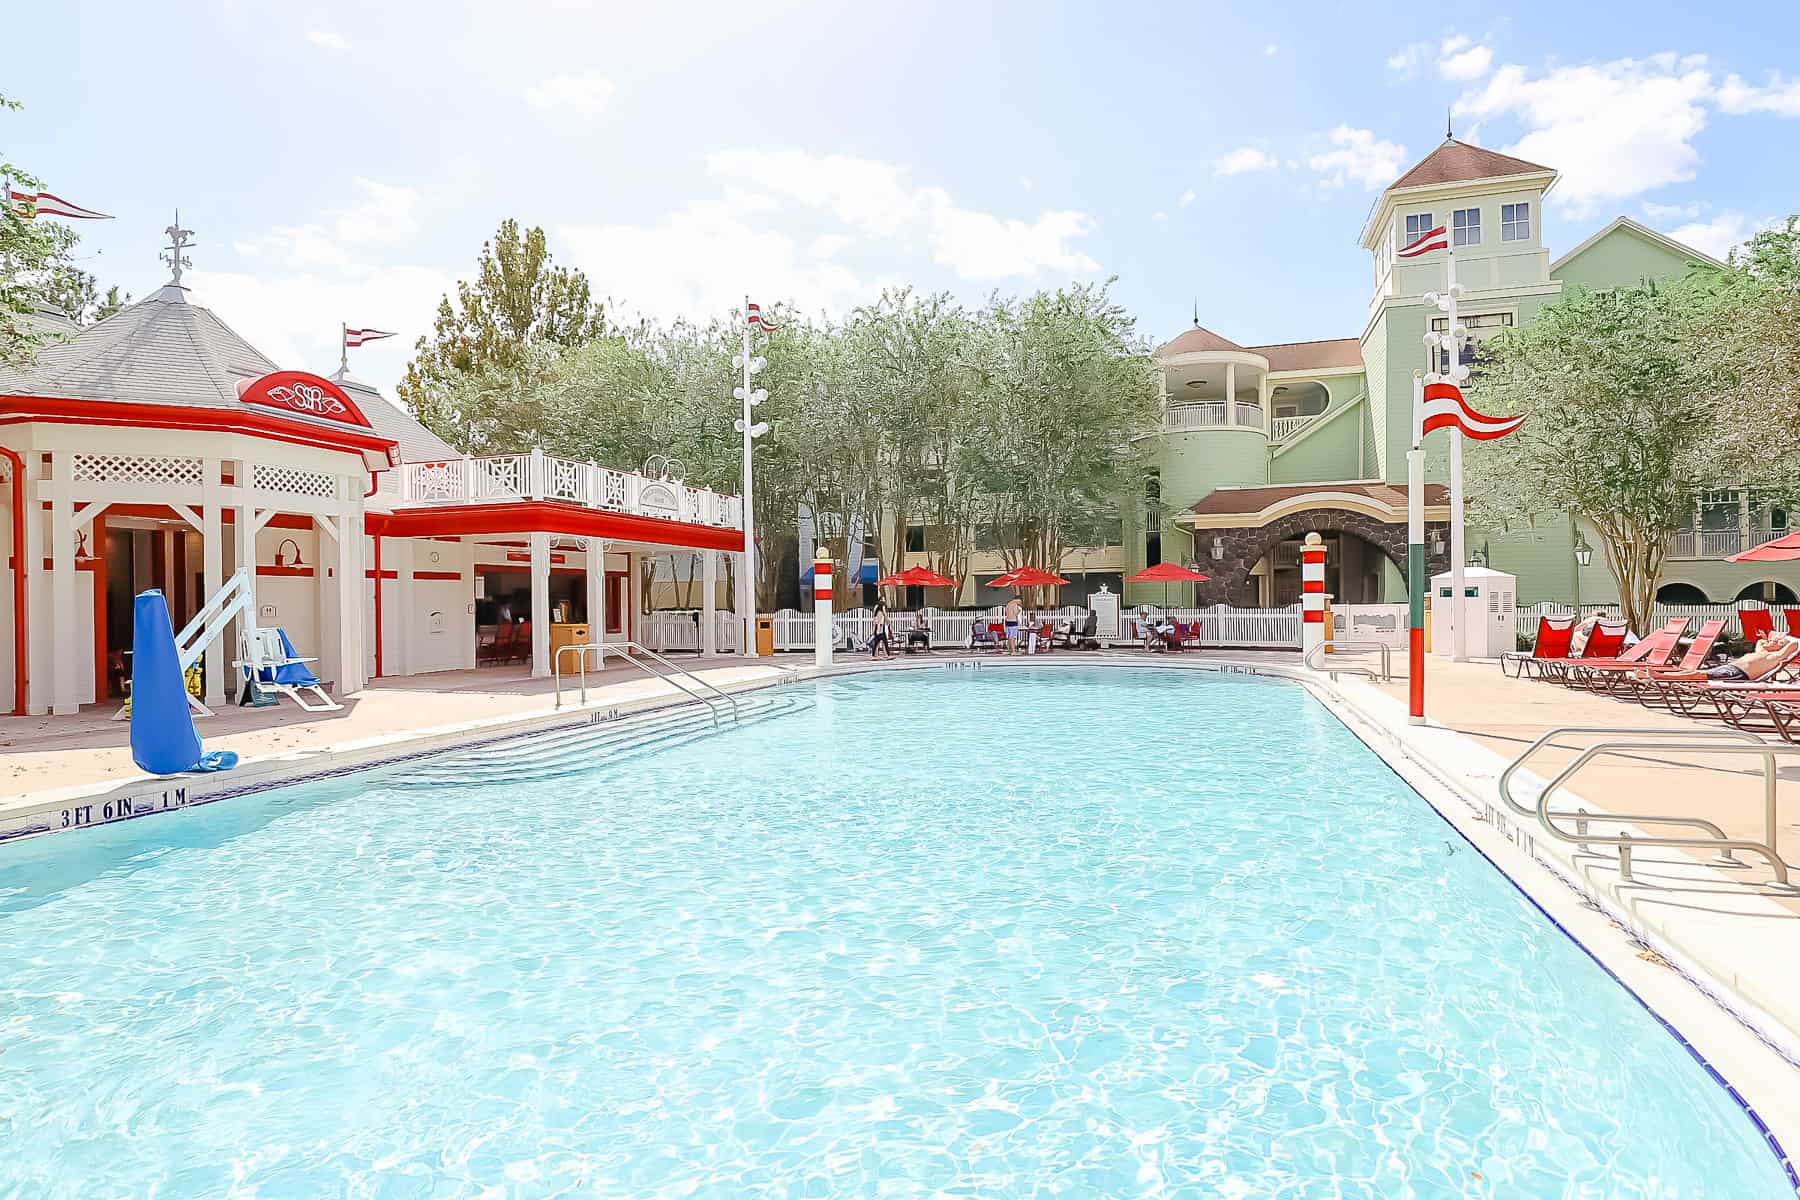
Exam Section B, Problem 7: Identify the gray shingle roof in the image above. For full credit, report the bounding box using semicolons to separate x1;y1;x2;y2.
330;367;462;464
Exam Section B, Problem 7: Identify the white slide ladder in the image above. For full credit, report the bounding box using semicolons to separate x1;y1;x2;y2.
113;569;256;721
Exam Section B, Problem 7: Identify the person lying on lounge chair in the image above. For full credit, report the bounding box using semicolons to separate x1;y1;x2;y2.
1704;633;1800;681
1571;610;1634;654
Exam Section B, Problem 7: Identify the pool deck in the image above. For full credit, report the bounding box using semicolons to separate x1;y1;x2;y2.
5;646;1800;1171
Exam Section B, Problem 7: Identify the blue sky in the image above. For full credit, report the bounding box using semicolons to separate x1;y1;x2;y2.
9;1;1800;397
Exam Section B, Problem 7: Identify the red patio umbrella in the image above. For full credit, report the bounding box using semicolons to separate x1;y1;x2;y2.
1728;531;1800;562
874;565;959;589
991;566;1069;589
1128;561;1210;607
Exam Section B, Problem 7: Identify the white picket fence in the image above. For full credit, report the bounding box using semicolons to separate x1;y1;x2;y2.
1516;601;1791;642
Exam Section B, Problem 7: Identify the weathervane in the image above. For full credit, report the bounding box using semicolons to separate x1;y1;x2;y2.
162;210;195;286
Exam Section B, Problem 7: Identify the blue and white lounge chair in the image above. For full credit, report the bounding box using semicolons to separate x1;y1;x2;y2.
236;627;342;712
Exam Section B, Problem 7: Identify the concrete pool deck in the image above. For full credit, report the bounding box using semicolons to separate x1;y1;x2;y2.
3;647;1799;1172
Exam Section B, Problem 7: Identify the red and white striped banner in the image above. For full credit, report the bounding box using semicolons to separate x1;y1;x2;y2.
747;301;780;332
4;185;112;221
344;328;398;349
1419;381;1524;440
1398;225;1448;257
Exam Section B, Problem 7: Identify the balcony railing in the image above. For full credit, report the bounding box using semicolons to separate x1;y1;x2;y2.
1272;414;1320;441
1164;402;1265;432
394;450;743;529
1666;528;1783;559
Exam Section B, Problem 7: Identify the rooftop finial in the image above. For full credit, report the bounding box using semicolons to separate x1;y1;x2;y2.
161;210;195;287
1192;298;1199;328
1446;107;1454;141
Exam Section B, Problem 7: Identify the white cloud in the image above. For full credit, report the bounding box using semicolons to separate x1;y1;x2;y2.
332;180;419;243
1717;72;1800;117
561;200;863;324
1453;54;1713;216
307;30;349;51
1389;33;1493;81
1178;189;1197;208
1664;210;1779;261
1306;126;1407;190
1151;211;1168;224
1641;199;1707;222
522;71;617;117
1263;44;1279;57
1212;146;1278;176
701;148;1099;281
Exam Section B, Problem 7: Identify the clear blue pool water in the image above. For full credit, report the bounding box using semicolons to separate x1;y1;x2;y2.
0;666;1791;1198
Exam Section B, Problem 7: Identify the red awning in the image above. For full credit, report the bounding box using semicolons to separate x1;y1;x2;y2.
366;500;745;553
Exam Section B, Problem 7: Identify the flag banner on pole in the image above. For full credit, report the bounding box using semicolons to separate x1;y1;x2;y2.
1419;381;1523;440
1398;225;1448;257
6;187;113;221
344;328;398;349
746;301;780;332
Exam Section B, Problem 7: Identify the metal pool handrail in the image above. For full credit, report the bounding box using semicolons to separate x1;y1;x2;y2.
1500;725;1798;887
1304;639;1393;682
553;641;739;725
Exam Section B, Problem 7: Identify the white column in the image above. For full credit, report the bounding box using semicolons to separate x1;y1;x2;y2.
628;551;643;648
23;454;49;714
1260;375;1273;436
586;537;607;653
316;515;340;688
701;550;718;656
1301;533;1326;662
813;552;833;668
529;530;551;677
1450;435;1466;662
1225;361;1238;427
201;459;225;706
232;470;257;696
390;535;416;678
334;500;364;695
49;453;78;715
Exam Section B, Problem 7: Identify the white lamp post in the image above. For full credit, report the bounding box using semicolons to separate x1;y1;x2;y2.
733;308;771;655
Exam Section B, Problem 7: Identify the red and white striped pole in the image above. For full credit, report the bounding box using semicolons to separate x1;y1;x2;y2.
1301;532;1327;660
813;551;833;668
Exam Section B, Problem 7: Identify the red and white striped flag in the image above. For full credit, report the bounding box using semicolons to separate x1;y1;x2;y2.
746;301;780;332
3;183;112;221
1398;224;1448;257
1419;381;1524;440
344;328;398;349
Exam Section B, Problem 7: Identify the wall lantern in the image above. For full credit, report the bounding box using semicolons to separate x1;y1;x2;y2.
273;538;305;569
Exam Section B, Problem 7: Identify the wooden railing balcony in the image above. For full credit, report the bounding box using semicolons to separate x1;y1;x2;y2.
393;449;743;529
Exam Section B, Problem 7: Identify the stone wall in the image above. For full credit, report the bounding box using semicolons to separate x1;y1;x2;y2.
1195;509;1451;606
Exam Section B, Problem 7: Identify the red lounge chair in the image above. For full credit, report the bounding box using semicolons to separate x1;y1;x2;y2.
1739;608;1775;644
1533;620;1630;682
988;622;1008;652
1561;618;1690;690
1785;610;1800;638
1617;619;1726;703
1502;615;1575;678
1640;637;1800;717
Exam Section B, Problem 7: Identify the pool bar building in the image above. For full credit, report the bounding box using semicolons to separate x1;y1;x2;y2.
0;279;747;717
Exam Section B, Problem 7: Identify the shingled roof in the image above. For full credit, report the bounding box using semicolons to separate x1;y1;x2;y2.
1389;138;1553;191
331;367;461;464
1245;338;1362;372
1157;325;1246;356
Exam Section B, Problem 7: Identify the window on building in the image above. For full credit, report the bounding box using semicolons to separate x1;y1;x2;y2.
903;523;926;553
1430;312;1514;374
1452;207;1481;246
1501;202;1531;242
1404;212;1435;248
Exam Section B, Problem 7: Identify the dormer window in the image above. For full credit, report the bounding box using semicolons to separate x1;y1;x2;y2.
1502;202;1531;242
1452;207;1480;247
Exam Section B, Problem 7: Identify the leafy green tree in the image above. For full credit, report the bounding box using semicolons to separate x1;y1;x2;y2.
961;281;1161;602
403;219;605;446
1;94;78;367
40;265;129;326
1465;282;1720;633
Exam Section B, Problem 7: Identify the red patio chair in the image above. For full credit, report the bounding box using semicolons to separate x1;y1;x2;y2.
508;620;532;663
1784;610;1800;638
987;622;1007;652
1617;619;1726;703
1533;620;1630;682
1501;615;1575;678
1562;618;1689;690
1739;608;1775;644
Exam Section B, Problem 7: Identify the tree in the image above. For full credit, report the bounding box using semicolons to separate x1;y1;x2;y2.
1;94;78;367
403;219;605;447
1464;282;1720;633
40;265;129;325
961;282;1162;603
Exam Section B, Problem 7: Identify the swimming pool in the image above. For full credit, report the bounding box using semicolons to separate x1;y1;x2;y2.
0;665;1791;1197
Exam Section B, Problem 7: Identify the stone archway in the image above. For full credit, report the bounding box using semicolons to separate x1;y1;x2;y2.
1196;508;1451;606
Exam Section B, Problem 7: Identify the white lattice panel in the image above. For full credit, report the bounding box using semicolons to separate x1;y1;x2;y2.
471;455;525;500
550;458;584;501
71;453;204;487
597;470;626;510
407;462;466;503
252;463;338;499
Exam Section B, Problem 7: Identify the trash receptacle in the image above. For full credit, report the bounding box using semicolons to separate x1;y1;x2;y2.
755;616;774;657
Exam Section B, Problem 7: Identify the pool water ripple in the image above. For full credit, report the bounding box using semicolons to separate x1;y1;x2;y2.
0;666;1791;1198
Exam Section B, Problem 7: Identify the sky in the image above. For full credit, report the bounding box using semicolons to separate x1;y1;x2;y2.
9;1;1800;400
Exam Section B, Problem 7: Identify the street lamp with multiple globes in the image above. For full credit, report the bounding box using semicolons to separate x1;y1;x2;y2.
732;340;771;655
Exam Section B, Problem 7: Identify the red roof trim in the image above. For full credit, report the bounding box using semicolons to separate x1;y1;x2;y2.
367;500;746;553
0;395;399;467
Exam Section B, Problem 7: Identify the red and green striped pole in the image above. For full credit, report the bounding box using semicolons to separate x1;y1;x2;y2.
1408;371;1426;724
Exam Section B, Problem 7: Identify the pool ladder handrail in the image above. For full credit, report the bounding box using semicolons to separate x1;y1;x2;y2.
554;641;741;725
1497;724;1797;888
1304;638;1393;682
